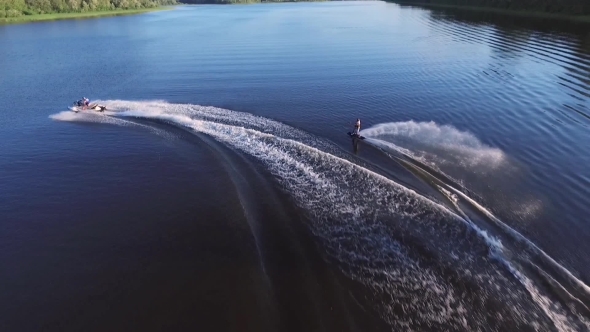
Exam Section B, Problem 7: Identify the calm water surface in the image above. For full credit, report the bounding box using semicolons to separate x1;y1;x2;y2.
1;2;590;331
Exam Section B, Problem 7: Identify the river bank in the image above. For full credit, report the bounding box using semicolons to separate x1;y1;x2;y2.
0;7;171;25
390;1;590;22
179;0;326;4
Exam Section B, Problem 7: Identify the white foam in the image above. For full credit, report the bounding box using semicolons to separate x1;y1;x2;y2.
49;107;173;138
49;110;116;123
49;110;84;122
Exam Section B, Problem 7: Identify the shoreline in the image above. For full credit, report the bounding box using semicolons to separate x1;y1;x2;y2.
0;7;172;25
388;1;590;23
176;1;327;4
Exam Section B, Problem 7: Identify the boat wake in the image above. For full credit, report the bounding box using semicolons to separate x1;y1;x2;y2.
51;101;590;331
49;109;172;138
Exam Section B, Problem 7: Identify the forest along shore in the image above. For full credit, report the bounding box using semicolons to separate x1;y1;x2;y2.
4;0;590;25
0;0;175;24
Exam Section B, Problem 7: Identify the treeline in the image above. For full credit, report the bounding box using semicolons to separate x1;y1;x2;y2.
393;0;590;15
1;0;175;18
181;0;319;4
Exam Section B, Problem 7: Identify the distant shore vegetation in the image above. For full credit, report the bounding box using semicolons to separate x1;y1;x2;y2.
1;0;175;22
1;0;328;23
4;0;590;25
180;0;325;3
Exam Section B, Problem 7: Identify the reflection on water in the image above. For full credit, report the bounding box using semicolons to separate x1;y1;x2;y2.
420;4;590;128
424;4;590;35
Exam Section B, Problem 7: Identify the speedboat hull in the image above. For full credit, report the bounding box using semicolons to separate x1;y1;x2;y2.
69;103;107;113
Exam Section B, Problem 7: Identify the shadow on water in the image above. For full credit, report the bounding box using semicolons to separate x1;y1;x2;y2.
402;4;590;35
412;4;590;55
352;137;359;154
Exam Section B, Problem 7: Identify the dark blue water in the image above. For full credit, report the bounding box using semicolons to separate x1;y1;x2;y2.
1;2;590;331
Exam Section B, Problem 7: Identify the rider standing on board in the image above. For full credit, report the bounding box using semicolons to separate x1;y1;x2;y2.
353;118;361;136
76;97;90;109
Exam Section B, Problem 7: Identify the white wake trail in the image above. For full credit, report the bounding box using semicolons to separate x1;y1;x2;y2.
51;100;590;331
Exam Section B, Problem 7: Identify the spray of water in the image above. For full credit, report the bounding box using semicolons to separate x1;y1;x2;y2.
362;121;505;170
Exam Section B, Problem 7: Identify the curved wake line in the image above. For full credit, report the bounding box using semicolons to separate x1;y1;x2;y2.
112;105;471;220
445;182;590;297
438;182;586;331
366;132;590;324
370;126;590;298
116;107;461;216
51;100;590;331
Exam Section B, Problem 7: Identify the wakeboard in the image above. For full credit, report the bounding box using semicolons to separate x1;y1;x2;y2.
348;132;366;140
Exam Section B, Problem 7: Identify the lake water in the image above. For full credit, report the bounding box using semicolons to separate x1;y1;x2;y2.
1;2;590;331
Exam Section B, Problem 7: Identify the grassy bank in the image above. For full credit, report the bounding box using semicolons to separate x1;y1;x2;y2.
389;1;590;23
0;7;170;25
